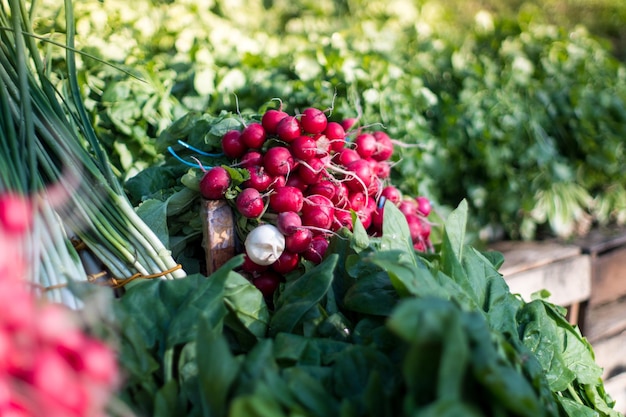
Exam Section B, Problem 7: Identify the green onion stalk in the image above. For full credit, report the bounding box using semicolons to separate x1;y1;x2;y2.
0;0;186;305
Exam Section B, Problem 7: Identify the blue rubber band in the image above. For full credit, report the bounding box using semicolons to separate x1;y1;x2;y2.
167;146;213;170
177;140;224;157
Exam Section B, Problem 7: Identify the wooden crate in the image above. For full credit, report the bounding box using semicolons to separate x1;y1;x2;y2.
490;240;591;325
574;227;626;308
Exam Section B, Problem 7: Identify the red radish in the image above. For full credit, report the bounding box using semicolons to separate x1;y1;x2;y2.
341;117;358;131
420;220;432;240
276;211;302;236
307;180;336;201
370;206;384;234
264;147;295;177
357;209;373;229
345;159;373;191
285;175;309;192
331;182;350;208
333;209;353;231
302;195;334;230
240;150;263;167
354;133;377;159
0;192;32;235
276;116;301;142
253;271;282;297
291;135;319;160
236;188;265;218
296;158;326;185
414;241;427;252
269;186;304;213
348;192;367;212
324;122;346;153
262;109;288;134
199;166;231;200
405;213;423;242
380;185;402;205
272;251;300;274
300;107;328;134
398;198;419;216
240;122;266;149
241;252;269;273
416;196;432;217
243;165;273;192
372;131;394;161
333;148;360;167
367;177;380;197
302;235;329;264
268;175;286;190
221;130;247;159
285;228;313;253
376;161;391;179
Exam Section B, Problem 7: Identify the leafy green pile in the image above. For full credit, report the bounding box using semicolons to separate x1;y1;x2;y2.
112;201;621;417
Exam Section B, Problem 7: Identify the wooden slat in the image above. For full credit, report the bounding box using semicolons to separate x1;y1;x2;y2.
201;199;236;275
502;253;591;307
490;240;581;276
584;296;626;343
589;246;626;306
574;226;626;255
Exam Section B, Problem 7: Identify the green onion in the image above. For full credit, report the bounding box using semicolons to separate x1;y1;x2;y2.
0;0;186;304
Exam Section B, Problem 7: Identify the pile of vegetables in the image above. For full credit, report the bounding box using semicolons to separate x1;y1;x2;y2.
2;1;625;416
176;103;434;297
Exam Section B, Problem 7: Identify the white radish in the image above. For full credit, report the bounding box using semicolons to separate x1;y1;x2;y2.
244;224;285;266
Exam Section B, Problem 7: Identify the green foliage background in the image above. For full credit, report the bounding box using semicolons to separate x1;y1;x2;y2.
32;0;626;242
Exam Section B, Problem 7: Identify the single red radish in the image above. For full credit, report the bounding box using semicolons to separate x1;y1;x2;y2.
221;130;247;159
236;188;265;218
324;121;346;153
199;166;231;200
416;196;432;217
240;122;266;149
243;165;274;192
264;147;295;177
300;107;328;134
290;135;319;160
269;186;304;213
252;271;283;297
285;228;313;253
354;133;377;159
302;235;329;264
272;250;300;274
276;211;302;236
276;116;301;143
262;109;288;134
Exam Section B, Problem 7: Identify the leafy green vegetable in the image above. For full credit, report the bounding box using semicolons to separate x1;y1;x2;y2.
113;200;622;416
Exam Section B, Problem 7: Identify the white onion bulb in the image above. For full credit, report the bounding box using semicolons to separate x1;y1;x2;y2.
244;224;285;266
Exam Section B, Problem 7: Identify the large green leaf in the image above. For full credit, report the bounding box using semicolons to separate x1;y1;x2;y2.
270;254;338;336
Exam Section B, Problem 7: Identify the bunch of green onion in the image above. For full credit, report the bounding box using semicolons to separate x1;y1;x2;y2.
0;0;186;305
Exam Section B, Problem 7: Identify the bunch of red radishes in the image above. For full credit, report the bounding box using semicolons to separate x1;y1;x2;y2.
199;105;433;297
0;193;119;417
